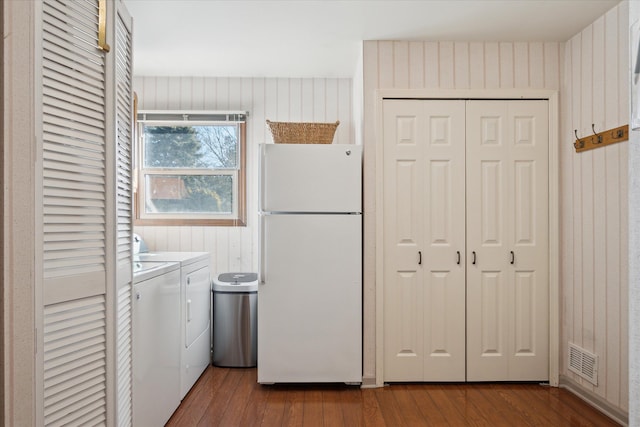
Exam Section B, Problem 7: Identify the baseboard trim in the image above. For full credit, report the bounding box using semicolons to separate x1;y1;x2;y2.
360;376;379;388
559;375;628;426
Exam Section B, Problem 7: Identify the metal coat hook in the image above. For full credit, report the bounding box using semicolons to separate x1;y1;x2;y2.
612;128;626;138
592;124;603;144
574;129;584;149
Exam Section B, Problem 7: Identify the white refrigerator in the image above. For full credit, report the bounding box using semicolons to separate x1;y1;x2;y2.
258;143;362;384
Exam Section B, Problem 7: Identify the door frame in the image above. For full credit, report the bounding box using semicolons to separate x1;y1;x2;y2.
374;89;560;387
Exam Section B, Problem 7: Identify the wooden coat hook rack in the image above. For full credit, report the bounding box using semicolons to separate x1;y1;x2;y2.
574;124;629;153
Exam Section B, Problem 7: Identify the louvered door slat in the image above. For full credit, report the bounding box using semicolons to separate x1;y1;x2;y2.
43;78;103;111
44;195;104;208
43;132;104;152
45;390;106;427
44;211;104;223
43;307;105;333
116;285;132;426
42;15;98;54
43;73;104;106
43;254;104;270
43;99;104;124
44;114;105;139
44;294;104;314
44;224;104;234
66;411;106;427
44;358;104;393
44;181;105;198
44;0;97;33
43;294;106;425
45;244;104;260
45;370;105;403
44;161;105;181
44;210;105;224
43;126;104;149
45;344;105;371
41;32;102;67
43;214;104;225
43;67;103;98
44;255;104;271
42;42;103;79
44;189;104;205
44;150;104;170
41;14;98;50
44;312;105;332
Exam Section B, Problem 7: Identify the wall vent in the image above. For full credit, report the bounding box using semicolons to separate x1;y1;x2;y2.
568;343;598;386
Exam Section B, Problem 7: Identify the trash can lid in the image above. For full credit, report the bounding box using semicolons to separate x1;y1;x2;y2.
213;272;258;292
217;272;258;283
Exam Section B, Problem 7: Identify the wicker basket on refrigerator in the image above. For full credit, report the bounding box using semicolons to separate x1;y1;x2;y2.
266;120;339;144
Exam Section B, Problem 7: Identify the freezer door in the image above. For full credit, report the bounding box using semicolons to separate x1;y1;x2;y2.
258;213;362;383
260;144;362;213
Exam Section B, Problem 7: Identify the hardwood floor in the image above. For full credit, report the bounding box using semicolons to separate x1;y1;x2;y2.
166;366;620;426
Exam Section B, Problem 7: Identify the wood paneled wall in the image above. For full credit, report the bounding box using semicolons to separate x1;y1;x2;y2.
363;1;629;415
560;3;629;412
133;76;354;275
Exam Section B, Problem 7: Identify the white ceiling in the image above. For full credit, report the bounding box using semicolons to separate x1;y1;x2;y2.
124;0;621;78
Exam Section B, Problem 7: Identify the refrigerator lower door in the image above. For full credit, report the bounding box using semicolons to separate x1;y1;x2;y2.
258;213;362;383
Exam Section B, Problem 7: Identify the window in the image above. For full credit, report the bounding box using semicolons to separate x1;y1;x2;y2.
135;111;247;226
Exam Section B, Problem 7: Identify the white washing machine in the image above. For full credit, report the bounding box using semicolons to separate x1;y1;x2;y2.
133;261;181;427
135;251;211;399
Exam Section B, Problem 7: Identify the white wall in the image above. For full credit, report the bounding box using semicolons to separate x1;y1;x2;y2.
560;3;629;414
362;39;563;382
133;76;354;275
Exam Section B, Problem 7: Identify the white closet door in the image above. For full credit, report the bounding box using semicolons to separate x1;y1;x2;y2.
382;100;466;381
40;1;110;424
114;2;134;425
466;100;549;381
38;0;134;424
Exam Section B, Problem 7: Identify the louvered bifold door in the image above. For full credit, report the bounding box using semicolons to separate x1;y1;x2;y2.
39;0;111;425
113;2;134;426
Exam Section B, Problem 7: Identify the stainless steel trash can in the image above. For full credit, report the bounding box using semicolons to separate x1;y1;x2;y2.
212;272;258;367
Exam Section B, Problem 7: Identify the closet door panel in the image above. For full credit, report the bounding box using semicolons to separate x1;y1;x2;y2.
383;100;426;380
466;100;549;381
507;100;549;380
466;101;511;380
382;100;466;381
422;101;466;381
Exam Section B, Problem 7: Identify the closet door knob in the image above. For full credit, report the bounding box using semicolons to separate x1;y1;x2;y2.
472;251;477;265
456;251;461;265
418;251;422;265
510;251;515;265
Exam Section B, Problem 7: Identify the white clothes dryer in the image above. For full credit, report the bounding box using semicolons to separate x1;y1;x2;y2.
135;251;211;399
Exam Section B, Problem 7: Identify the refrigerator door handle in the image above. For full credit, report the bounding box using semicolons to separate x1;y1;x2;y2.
260;215;266;284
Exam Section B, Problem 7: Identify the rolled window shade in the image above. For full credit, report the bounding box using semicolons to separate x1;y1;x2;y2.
138;110;248;123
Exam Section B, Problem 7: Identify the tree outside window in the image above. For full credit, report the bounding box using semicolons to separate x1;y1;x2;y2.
136;112;247;226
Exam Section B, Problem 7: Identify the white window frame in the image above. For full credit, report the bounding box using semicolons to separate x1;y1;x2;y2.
135;110;247;226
